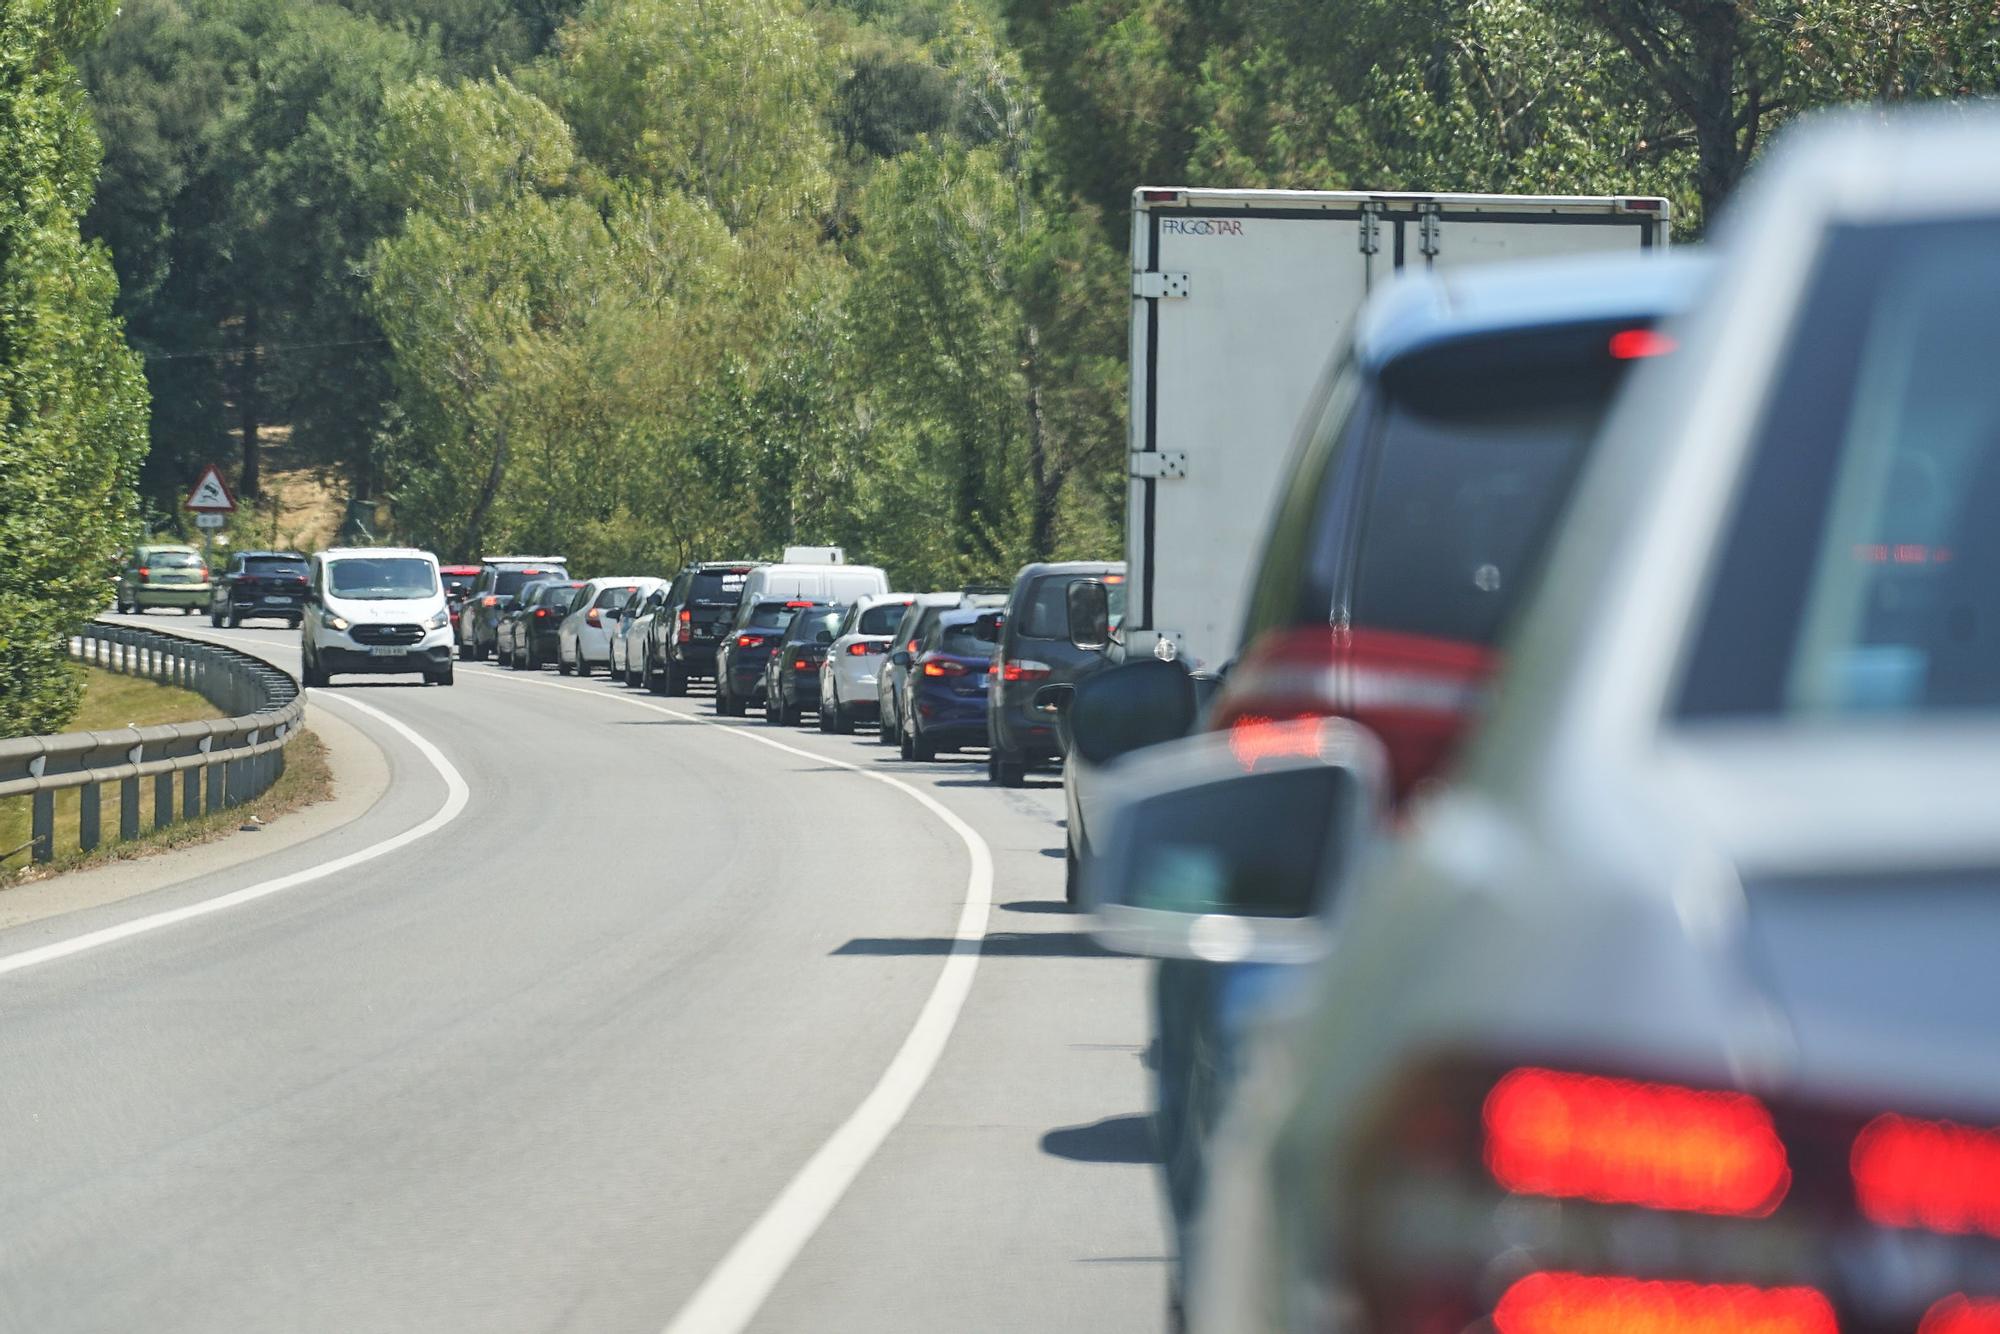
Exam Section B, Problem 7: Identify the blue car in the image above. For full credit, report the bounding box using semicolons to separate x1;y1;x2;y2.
1076;249;1713;1328
894;607;999;761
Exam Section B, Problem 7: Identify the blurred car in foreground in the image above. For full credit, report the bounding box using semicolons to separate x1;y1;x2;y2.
818;593;916;733
713;597;825;716
895;608;1000;761
646;561;759;695
557;576;649;677
1132;113;2000;1332
764;604;844;726
457;555;566;660
498;578;581;670
209;550;308;626
116;543;210;615
1070;247;1708;1322
986;562;1123;785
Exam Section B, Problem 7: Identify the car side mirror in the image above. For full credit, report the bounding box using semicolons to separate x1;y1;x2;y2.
970;612;1003;644
890;650;910;667
1085;721;1385;963
1067;659;1197;766
1067;580;1110;651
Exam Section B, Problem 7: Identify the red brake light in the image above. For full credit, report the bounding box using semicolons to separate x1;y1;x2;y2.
482;596;498;608
1103;573;1126;584
197;566;208;580
846;641;879;656
1495;1273;1834;1334
1483;1067;1790;1216
1139;188;1180;203
1923;1296;2000;1334
1853;1113;2000;1237
793;657;810;670
586;608;601;626
785;599;814;608
137;566;150;579
1227;717;1334;772
534;608;548;619
923;659;970;677
679;609;692;622
737;634;764;648
1608;327;1676;359
1001;659;1051;683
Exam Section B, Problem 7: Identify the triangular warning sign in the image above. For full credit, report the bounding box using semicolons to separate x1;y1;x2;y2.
185;464;237;512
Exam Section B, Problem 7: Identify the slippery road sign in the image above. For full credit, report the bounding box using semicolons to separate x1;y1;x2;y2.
185;465;236;513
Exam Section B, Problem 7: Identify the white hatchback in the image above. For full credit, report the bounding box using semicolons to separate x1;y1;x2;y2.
817;593;917;733
557;576;650;676
300;547;453;687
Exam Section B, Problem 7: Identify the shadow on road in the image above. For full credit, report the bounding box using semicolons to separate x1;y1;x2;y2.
930;777;1063;791
999;899;1071;914
833;930;1111;958
1041;1114;1158;1164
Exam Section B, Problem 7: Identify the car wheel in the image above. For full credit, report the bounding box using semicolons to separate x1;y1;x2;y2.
994;748;1026;787
576;655;592;678
782;700;803;727
301;653;327;689
458;639;473;662
879;706;897;744
558;652;572;676
1065;841;1080;906
817;702;837;733
429;661;455;686
210;607;223;627
183;605;196;616
645;661;665;695
898;725;915;761
226;609;240;628
288;617;302;629
912;725;936;762
666;663;688;696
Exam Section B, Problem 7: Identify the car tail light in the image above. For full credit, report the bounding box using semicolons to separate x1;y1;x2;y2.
737;633;765;648
785;599;815;608
197;566;208;580
1495;1273;1835;1334
482;596;498;608
534;608;548;619
1000;659;1051;682
1924;1296;2000;1334
923;659;970;677
1608;327;1676;360
1484;1068;1789;1216
792;657;811;670
679;609;692;622
1853;1113;2000;1237
1212;625;1493;802
847;641;884;656
137;566;150;579
586;608;601;626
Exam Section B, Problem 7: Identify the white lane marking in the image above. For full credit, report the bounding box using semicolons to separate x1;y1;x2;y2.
465;668;996;1334
0;693;470;978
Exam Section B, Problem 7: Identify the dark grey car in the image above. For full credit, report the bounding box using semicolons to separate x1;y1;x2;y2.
985;561;1124;786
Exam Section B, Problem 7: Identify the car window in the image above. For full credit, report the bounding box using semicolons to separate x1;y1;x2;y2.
746;602;797;629
493;567;562;597
859;602;911;635
328;557;436;600
149;550;201;569
592;585;637;609
1018;576;1090;639
1679;217;2000;719
939;626;989;656
691;569;748;604
245;556;307;577
788;609;842;642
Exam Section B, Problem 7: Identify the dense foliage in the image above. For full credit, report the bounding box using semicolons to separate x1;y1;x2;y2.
74;0;2000;592
0;0;148;735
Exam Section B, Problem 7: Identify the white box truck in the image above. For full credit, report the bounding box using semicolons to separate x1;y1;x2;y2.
1123;188;1671;672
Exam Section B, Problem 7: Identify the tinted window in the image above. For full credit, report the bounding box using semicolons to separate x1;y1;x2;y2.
593;585;638;609
1680;219;2000;719
245;557;307;577
690;570;747;604
788;610;842;642
859;603;911;635
940;628;991;656
494;567;562;597
746;602;799;629
1018;577;1075;639
329;557;436;600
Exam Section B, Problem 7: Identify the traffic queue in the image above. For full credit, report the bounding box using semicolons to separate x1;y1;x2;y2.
161;108;2000;1334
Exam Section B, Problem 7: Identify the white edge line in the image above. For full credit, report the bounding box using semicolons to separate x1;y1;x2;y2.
0;692;470;979
461;667;995;1334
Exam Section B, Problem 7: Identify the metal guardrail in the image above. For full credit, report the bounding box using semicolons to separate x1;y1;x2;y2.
0;622;303;865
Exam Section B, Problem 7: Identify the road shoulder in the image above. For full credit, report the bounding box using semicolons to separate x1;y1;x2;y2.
0;699;389;934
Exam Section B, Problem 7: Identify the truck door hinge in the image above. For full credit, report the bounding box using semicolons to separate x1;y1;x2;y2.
1132;271;1191;300
1418;203;1442;259
1129;450;1188;480
1358;203;1383;257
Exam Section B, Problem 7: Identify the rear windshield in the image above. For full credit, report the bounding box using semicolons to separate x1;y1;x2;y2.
593;585;638;609
493;567;562;597
859;603;912;635
1680;218;2000;719
690;570;748;605
245;557;306;576
329;557;436;600
147;550;200;568
788;610;843;641
441;572;476;596
747;602;804;629
940;628;993;657
1017;574;1123;639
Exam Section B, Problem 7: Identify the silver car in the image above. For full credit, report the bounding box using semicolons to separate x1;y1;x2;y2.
1087;111;2000;1331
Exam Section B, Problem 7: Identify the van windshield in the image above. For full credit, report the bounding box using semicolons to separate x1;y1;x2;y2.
329;557;436;600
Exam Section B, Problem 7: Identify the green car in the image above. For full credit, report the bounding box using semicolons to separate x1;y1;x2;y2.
114;544;212;615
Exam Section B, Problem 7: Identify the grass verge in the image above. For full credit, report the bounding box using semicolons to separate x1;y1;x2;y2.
0;729;332;888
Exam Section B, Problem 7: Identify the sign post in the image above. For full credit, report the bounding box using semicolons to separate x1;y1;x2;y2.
185;464;237;568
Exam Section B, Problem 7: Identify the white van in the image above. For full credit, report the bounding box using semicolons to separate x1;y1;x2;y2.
300;546;454;688
737;562;889;607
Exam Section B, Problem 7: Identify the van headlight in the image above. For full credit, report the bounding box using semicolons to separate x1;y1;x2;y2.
324;614;351;632
424;609;450;631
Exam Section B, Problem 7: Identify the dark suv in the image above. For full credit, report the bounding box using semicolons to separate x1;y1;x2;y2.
986;561;1125;786
209;550;309;627
645;561;760;695
763;604;843;726
713;597;826;716
456;556;567;661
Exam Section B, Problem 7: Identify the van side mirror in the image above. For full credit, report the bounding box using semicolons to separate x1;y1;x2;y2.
1067;580;1110;651
1085;721;1384;963
1068;659;1197;766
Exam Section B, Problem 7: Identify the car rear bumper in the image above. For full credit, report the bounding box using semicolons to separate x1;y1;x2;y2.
227;594;303;616
728;664;767;698
673;641;719;672
991;702;1060;759
134;585;210;607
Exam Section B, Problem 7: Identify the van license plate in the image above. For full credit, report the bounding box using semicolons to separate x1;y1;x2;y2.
367;646;407;657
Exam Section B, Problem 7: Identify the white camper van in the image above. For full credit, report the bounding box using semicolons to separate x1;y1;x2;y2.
736;557;889;607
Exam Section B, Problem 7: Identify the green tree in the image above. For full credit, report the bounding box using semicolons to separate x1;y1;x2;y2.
0;0;150;735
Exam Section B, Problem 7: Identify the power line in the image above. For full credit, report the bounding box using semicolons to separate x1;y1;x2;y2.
142;336;390;362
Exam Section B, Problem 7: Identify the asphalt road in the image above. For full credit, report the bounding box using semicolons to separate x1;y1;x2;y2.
0;612;1167;1332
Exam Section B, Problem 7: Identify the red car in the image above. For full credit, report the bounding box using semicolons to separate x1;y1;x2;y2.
440;564;481;632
